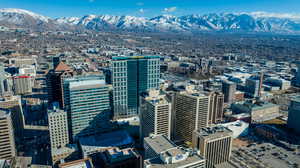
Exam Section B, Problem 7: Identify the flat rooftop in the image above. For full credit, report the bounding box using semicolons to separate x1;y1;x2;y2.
144;135;176;154
11;157;32;168
59;158;93;168
79;130;134;154
145;96;170;106
112;55;160;60
69;79;105;90
144;153;205;168
51;144;78;156
251;102;278;111
196;126;233;140
178;88;207;98
220;120;249;130
105;147;139;163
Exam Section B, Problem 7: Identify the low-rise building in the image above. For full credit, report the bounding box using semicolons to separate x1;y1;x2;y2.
144;135;205;168
91;147;141;168
218;120;249;138
79;130;134;157
231;100;280;123
58;158;94;168
264;77;291;90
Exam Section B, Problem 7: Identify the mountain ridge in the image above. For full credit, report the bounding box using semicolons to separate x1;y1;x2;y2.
1;8;300;34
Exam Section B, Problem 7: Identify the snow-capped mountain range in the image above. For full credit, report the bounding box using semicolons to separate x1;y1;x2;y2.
1;8;300;34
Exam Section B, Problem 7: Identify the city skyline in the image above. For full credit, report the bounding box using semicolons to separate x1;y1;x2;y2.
0;0;300;166
1;0;300;18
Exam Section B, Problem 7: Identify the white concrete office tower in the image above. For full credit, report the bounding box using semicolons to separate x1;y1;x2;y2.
192;126;233;168
48;102;69;149
63;75;111;141
287;96;300;134
13;76;33;95
111;56;160;119
173;85;210;143
140;89;172;140
144;135;206;168
0;110;16;159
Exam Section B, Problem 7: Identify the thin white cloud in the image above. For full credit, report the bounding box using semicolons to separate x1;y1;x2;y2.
163;7;177;13
136;2;144;6
139;8;145;14
248;11;300;20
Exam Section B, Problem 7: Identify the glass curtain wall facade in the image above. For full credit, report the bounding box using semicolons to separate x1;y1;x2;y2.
63;75;111;142
112;56;160;119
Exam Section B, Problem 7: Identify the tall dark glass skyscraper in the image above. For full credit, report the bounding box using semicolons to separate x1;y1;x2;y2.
296;61;300;87
111;56;160;119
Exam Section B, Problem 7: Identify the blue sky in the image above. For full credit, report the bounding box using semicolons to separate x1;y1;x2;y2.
0;0;300;18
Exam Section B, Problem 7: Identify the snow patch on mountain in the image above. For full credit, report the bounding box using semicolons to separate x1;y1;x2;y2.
55;17;80;25
2;8;300;34
0;8;50;23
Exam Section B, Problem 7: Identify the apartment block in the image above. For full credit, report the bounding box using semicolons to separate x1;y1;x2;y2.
192;126;233;168
140;89;172;140
0;110;16;159
173;85;210;143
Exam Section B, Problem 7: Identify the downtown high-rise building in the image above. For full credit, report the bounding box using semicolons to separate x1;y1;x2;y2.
52;56;61;69
46;61;75;108
48;102;69;149
140;89;172;140
245;78;261;98
192;126;233;168
63;74;111;141
208;91;224;124
296;61;300;87
144;134;206;168
47;102;73;164
111;56;160;119
172;85;210;143
12;75;33;95
287;96;300;134
0;109;16;159
222;80;236;104
0;96;24;145
0;64;12;96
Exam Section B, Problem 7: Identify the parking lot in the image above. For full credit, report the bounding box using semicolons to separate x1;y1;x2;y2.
231;142;300;168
